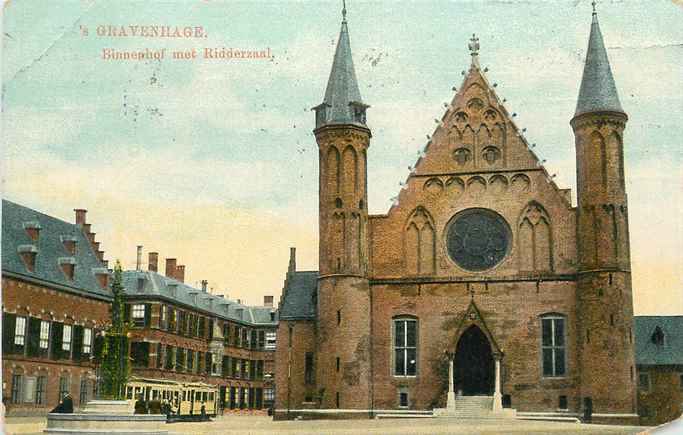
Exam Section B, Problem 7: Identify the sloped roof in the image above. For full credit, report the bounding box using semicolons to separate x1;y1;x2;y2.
634;316;683;366
574;11;624;117
315;17;366;129
121;270;277;326
1;199;111;300
279;271;318;320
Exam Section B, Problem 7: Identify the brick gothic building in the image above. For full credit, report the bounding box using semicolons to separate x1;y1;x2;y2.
275;6;639;424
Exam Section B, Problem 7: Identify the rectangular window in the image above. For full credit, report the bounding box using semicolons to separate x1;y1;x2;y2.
399;391;409;408
305;352;315;385
264;388;274;402
265;331;277;350
39;321;50;349
36;376;47;405
638;372;650;392
559;395;568;410
258;330;265;349
62;325;72;352
680;374;683;391
59;375;70;399
82;328;92;354
132;304;145;327
11;374;22;403
541;316;566;377
160;305;167;329
15;316;27;346
393;318;417;376
187;349;194;372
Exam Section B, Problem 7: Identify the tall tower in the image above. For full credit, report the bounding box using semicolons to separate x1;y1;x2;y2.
312;3;372;413
572;4;636;419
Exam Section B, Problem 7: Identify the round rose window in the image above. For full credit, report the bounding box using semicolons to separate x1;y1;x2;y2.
446;208;511;271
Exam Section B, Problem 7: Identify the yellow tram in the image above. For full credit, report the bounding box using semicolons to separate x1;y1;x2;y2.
126;377;218;419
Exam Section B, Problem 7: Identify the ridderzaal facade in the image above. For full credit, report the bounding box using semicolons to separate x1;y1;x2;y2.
275;6;639;424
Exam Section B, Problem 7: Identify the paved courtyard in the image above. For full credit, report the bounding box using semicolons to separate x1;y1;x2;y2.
4;415;653;435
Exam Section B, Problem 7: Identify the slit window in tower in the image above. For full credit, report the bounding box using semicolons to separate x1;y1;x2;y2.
304;352;315;385
337;310;341;326
541;315;566;377
393;317;418;377
336;357;340;372
610;314;615;326
336;392;340;408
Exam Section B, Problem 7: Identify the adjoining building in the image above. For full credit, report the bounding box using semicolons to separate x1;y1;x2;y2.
635;316;683;426
1;200;278;415
121;248;278;411
2;200;111;415
275;5;640;424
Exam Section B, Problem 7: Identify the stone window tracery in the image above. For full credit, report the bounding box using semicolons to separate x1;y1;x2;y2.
518;202;553;272
405;207;436;275
453;148;472;166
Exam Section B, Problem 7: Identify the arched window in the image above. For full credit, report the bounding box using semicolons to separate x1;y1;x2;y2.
541;314;566;377
393;317;418;377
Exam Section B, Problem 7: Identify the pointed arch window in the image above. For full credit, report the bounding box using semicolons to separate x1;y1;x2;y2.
405;207;436;275
519;202;553;272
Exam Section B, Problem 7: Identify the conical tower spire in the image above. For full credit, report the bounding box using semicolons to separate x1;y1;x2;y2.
574;2;624;117
314;2;368;129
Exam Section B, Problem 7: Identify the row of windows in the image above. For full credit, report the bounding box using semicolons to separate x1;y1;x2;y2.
638;372;683;393
10;373;95;406
386;315;566;378
129;303;276;351
3;313;96;361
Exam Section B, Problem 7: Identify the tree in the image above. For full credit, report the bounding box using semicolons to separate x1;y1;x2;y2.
98;260;130;399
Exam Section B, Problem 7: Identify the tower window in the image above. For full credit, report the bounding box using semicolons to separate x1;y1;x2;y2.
638;372;650;392
335;198;342;208
586;329;590;344
336;392;340;408
559;395;568;410
651;326;665;346
610;314;615;326
393;317;418;377
305;352;315;385
337;310;341;326
336;357;340;372
541;315;566;377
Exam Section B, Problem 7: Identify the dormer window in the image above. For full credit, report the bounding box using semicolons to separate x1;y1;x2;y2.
137;277;145;292
61;235;78;255
349;101;368;124
651;326;665;346
58;257;76;280
23;221;41;241
18;245;38;272
313;103;330;128
93;267;109;289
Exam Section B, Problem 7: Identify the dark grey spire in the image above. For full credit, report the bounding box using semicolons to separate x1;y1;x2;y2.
574;4;624;117
314;4;368;129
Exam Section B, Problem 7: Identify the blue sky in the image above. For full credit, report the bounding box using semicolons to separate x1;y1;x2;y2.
2;0;682;313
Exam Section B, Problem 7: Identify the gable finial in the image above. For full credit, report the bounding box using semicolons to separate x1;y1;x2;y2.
468;33;480;67
592;0;597;15
342;0;347;23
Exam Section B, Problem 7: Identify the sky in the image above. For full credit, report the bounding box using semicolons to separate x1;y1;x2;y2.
1;0;681;314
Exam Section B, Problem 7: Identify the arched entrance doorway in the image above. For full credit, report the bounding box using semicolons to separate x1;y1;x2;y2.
453;325;494;395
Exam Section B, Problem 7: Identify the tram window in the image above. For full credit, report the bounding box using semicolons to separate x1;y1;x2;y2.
126;387;133;399
183;391;186;401
209;392;214;401
196;391;201;401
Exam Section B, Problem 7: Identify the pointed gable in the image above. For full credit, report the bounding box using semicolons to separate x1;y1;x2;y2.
412;62;539;178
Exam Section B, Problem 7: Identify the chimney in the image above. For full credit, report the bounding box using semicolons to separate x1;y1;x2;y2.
201;280;208;292
176;265;185;283
136;245;143;271
148;252;159;272
74;209;87;226
264;295;274;308
288;247;296;272
165;258;177;279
